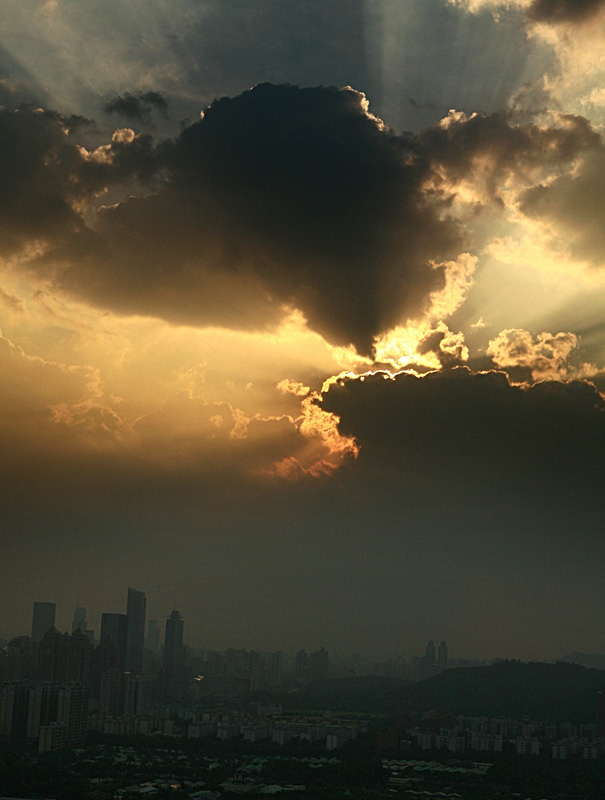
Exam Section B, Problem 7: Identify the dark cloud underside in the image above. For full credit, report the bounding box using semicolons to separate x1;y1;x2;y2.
1;86;602;355
102;91;169;122
527;0;605;24
320;368;605;497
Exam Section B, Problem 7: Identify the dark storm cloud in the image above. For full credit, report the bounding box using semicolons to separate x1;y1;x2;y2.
0;107;94;254
4;86;602;352
527;0;605;24
40;84;464;353
319;368;605;493
102;91;169;123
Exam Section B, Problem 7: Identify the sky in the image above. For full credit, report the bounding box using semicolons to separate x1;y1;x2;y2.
1;0;604;661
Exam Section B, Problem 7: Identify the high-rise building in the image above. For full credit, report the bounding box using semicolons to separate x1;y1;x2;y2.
0;682;30;740
99;671;126;716
27;684;60;741
270;651;284;686
66;629;95;685
145;620;160;655
124;674;152;715
71;605;86;634
438;641;448;673
295;649;310;684
36;628;68;684
310;647;329;682
57;682;89;748
425;640;436;666
163;610;184;673
126;588;146;675
31;602;56;644
100;613;128;673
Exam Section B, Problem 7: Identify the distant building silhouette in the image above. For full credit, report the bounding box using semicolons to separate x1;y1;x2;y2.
163;610;184;673
438;640;448;673
270;651;284;686
0;682;30;740
100;613;128;673
36;628;94;685
310;647;329;681
126;588;146;674
295;649;310;684
425;640;436;666
145;619;160;655
71;605;86;634
31;602;56;644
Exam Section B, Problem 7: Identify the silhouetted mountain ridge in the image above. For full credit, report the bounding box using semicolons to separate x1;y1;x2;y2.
558;652;605;671
279;661;604;722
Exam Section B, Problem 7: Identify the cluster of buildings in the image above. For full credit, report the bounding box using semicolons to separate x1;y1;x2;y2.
372;640;449;682
378;709;605;760
87;704;365;751
0;592;335;753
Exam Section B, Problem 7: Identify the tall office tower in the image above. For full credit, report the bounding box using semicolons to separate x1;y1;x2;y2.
37;628;69;683
0;682;31;740
310;647;329;681
145;619;160;655
437;641;448;673
163;610;184;673
31;602;56;644
66;629;95;685
425;640;436;666
71;605;86;634
126;588;146;675
270;650;284;686
57;682;89;748
27;684;60;741
295;649;310;684
3;636;34;682
99;671;126;716
100;613;128;673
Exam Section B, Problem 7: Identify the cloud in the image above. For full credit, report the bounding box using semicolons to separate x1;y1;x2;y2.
486;328;579;379
2;87;601;360
526;0;605;24
318;367;605;497
0;285;25;312
22;84;467;354
519;145;605;267
102;91;169;123
0;329;129;456
418;109;600;207
448;0;605;25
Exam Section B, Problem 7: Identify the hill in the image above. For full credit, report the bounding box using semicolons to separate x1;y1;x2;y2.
558;652;605;671
277;661;605;722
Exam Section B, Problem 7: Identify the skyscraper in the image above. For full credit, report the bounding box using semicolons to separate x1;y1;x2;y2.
100;613;128;673
270;650;284;686
31;602;56;644
295;649;310;684
126;588;146;675
425;640;436;666
163;610;184;673
145;619;160;655
72;605;86;634
310;647;329;681
438;641;448;673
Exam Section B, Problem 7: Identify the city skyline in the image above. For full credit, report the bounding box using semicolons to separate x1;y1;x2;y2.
1;0;604;661
2;594;600;666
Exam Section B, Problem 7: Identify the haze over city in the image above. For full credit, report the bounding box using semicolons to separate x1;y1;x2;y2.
1;0;605;665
